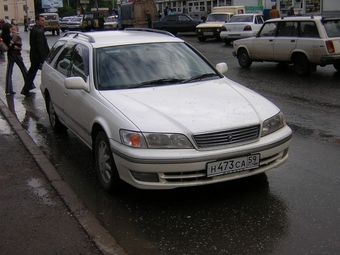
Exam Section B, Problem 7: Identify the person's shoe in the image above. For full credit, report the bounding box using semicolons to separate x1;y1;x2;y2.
21;90;31;97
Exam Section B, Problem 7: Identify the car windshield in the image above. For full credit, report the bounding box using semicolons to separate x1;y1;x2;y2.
206;14;230;22
323;19;340;38
228;15;253;23
96;42;219;90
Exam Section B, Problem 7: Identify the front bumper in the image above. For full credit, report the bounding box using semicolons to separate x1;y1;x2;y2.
196;29;221;38
111;125;292;189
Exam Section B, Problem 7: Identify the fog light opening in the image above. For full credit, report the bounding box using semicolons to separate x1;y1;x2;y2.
130;171;159;182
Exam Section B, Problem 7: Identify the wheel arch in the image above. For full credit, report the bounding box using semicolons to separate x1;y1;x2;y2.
236;46;251;58
291;50;309;63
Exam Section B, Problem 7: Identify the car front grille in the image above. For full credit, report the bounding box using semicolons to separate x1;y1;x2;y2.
193;125;260;149
202;28;216;32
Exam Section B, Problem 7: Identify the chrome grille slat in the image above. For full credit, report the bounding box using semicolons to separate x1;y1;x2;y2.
193;125;260;148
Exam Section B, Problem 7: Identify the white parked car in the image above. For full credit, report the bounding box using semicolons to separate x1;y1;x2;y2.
232;15;340;76
104;15;119;30
220;14;264;44
40;30;292;192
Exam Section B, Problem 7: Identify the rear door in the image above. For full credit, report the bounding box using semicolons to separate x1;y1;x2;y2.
177;14;196;32
274;21;298;61
296;21;323;63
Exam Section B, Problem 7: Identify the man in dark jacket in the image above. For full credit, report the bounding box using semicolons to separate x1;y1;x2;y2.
21;14;50;96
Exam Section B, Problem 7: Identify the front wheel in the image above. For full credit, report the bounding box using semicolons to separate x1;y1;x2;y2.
333;63;340;72
95;131;121;192
198;37;206;42
237;48;252;68
47;97;67;132
293;54;311;76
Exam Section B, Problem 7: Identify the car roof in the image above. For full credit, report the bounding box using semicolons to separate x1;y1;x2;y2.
268;15;324;22
62;30;183;48
233;14;258;16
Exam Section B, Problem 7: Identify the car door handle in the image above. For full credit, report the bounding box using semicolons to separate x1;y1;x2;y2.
291;40;296;42
269;39;273;42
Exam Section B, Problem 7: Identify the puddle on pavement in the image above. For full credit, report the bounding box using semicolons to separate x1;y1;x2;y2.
0;115;14;135
27;178;57;206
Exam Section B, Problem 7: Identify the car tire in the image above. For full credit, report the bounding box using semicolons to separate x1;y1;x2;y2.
47;96;68;132
237;48;252;68
198;37;206;42
95;131;121;192
293;54;311;76
333;63;340;72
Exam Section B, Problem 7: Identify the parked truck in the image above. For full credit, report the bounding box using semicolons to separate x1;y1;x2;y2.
196;6;245;42
119;0;157;29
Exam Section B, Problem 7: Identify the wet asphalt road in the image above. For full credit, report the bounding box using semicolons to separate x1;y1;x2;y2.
0;28;339;254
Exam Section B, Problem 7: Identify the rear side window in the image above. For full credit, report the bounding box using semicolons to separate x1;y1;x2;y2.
277;21;298;37
255;15;264;24
323;19;340;37
299;22;319;38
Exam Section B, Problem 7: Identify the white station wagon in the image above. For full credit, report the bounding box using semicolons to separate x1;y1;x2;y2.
40;30;292;192
233;15;340;76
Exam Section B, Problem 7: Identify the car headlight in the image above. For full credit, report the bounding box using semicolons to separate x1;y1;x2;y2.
120;130;193;149
261;112;286;137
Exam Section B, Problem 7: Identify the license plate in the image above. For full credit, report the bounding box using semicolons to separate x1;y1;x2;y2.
207;154;260;177
228;34;241;37
203;32;213;35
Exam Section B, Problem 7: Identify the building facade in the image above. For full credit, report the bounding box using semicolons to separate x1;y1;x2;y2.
0;0;35;24
153;0;339;19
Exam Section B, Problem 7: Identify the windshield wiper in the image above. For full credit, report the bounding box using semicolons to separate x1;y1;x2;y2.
132;78;185;88
182;73;219;83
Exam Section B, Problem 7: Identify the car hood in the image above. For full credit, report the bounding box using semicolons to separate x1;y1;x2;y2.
100;78;279;133
197;22;225;28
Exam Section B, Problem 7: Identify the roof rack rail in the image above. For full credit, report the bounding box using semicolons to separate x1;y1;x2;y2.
124;28;175;37
63;31;96;43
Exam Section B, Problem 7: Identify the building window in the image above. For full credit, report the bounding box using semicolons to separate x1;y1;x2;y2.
4;5;8;11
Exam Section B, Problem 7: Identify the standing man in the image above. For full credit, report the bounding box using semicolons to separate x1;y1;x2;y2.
21;15;50;97
146;10;152;28
269;5;280;19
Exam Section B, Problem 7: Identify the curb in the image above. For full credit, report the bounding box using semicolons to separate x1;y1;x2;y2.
0;97;126;255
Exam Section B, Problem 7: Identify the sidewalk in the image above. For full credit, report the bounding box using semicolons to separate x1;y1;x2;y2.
0;98;126;254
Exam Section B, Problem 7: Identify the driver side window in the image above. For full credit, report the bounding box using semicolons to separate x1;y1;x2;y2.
54;43;89;81
259;22;278;37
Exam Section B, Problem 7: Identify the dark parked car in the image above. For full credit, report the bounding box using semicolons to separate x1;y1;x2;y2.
153;13;201;35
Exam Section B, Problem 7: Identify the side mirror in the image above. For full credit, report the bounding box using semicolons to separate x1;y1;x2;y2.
65;76;89;92
216;62;228;74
